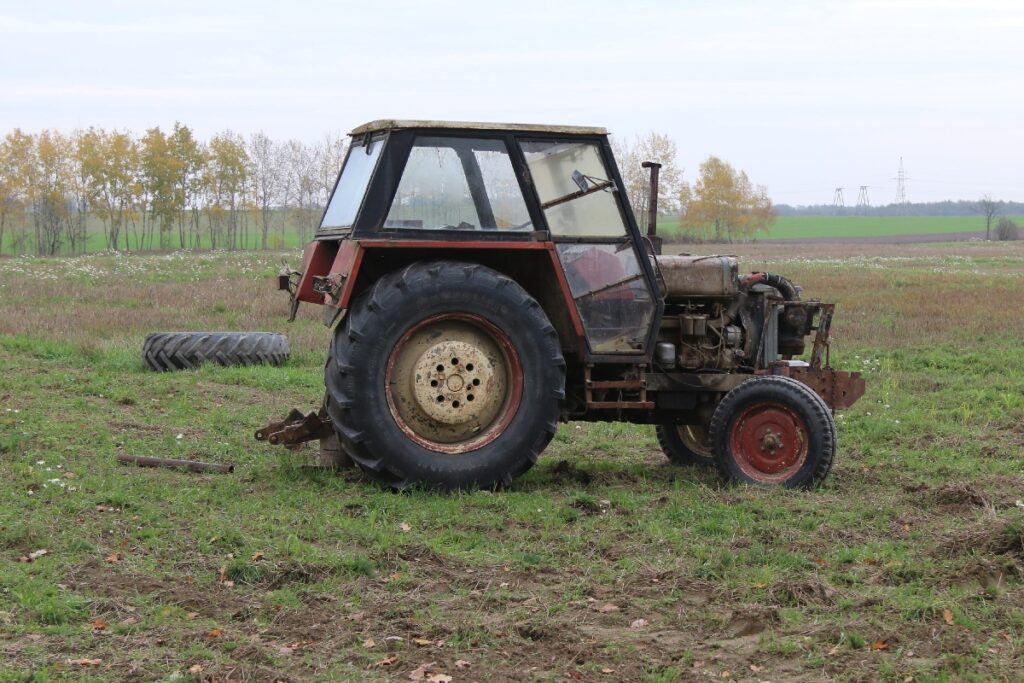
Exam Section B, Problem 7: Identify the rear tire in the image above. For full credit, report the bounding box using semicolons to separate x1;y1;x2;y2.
655;423;715;467
325;261;565;491
710;376;835;489
142;332;289;371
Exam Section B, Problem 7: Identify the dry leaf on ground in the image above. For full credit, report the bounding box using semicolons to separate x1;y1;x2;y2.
67;658;102;667
409;661;436;680
18;549;49;562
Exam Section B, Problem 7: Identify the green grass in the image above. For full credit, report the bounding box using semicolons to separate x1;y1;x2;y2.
1;243;1023;680
658;214;1022;240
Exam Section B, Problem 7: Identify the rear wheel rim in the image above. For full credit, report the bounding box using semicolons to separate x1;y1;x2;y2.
729;401;808;483
385;313;523;454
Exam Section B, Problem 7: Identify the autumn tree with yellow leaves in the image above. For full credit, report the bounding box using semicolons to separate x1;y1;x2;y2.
679;156;774;242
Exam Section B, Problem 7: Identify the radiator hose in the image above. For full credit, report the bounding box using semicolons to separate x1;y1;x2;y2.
742;272;799;301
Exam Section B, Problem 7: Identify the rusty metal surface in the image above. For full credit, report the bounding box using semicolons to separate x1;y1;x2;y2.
295;241;338;304
349;119;609;136
584;365;654;409
255;407;334;449
656;255;739;298
773;365;866;410
116;455;234;474
810;304;834;369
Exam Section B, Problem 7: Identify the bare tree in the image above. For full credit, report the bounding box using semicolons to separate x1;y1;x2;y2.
979;195;1000;240
611;132;683;232
249;131;284;250
283;139;319;244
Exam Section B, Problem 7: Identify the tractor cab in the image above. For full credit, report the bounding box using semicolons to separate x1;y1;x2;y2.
298;120;660;359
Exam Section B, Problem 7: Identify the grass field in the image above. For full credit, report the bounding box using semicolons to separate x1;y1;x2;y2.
2;242;1024;682
658;215;1020;241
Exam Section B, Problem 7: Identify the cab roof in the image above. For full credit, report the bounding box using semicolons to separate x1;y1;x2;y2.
349;119;609;136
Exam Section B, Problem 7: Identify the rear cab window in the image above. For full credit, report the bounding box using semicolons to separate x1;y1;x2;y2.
320;135;385;234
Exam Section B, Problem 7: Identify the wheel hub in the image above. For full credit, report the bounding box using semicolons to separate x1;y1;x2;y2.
729;402;808;480
761;430;783;452
385;315;523;454
411;339;498;426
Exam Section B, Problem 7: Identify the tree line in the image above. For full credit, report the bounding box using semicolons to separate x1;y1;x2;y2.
0;125;775;256
0;124;348;256
614;133;774;242
775;199;1024;217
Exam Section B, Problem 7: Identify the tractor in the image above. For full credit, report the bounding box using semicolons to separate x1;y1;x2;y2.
257;120;865;490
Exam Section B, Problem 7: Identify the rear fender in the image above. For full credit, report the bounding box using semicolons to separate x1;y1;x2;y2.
321;240;585;358
295;239;363;310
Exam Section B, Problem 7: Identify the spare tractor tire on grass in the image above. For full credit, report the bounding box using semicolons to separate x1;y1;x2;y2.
143;332;289;371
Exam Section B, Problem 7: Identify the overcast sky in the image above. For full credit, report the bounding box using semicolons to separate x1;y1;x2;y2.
1;0;1021;205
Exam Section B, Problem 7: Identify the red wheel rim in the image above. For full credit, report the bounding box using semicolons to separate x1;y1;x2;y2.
728;401;808;483
385;313;523;455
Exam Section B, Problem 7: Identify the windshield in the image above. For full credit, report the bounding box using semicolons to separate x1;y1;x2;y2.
320;136;384;232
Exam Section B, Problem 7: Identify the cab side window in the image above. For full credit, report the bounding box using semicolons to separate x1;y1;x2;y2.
520;140;627;237
384;137;532;232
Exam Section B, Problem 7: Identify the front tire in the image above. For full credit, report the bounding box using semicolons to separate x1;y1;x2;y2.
325;261;565;491
709;376;835;489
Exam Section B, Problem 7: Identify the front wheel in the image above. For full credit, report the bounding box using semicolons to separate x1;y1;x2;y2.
655;423;715;467
709;376;835;489
325;261;565;491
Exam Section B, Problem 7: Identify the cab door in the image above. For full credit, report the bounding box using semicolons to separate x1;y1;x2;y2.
519;139;658;358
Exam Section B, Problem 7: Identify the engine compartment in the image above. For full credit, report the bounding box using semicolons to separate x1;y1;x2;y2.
654;254;819;371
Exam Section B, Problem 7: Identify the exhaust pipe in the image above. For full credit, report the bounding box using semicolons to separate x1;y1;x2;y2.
641;161;662;254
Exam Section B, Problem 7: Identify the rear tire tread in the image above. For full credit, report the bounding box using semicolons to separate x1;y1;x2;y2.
143;332;289;372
